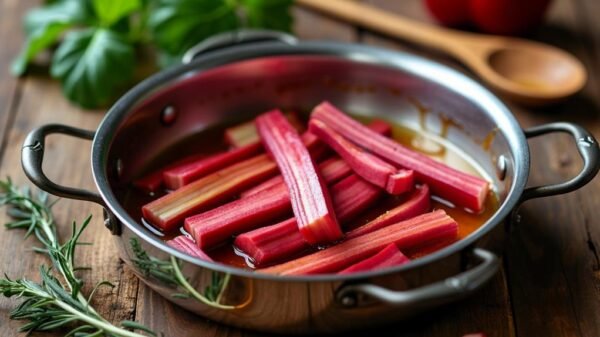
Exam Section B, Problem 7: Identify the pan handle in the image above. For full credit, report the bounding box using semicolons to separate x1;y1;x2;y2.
182;29;298;64
21;124;120;234
336;248;499;307
521;122;600;203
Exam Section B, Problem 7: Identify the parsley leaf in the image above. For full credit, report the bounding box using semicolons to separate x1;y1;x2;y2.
148;0;240;56
12;22;71;76
50;28;135;108
241;0;293;32
92;0;142;28
24;0;94;35
12;0;95;76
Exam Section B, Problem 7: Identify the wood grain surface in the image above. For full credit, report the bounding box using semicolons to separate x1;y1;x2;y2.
0;1;598;336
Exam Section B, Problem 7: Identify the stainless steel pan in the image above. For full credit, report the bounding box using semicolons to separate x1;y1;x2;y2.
21;31;600;333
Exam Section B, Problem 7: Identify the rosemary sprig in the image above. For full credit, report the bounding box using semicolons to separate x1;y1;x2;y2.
129;238;235;310
0;178;158;337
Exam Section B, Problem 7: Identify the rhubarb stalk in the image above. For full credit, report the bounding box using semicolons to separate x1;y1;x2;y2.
262;210;458;275
311;102;489;212
185;158;356;249
346;184;431;239
142;154;278;232
240;157;352;198
234;174;382;266
163;142;262;190
133;154;204;193
338;244;410;274
309;119;414;194
167;236;213;261
256;110;341;244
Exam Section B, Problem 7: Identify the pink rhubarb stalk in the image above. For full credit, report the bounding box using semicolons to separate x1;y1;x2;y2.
262;210;457;275
234;174;382;266
346;184;431;239
240;157;352;198
133;154;204;193
163;142;262;190
338;244;410;274
256;110;341;244
311;102;489;212
166;236;213;261
142;154;278;232
185;158;355;249
309;119;414;195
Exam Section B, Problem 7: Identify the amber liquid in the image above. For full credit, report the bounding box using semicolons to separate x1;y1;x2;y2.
120;117;498;269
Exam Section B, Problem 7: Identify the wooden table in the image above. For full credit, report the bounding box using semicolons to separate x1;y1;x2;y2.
1;1;599;336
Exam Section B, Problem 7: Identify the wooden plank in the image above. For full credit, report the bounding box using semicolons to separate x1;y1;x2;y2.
0;76;138;336
504;0;600;336
0;0;34;165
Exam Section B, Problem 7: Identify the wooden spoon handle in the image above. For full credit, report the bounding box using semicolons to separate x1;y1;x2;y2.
295;0;461;52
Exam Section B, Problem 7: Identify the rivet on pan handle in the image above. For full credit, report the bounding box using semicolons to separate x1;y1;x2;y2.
336;248;499;307
21;124;120;235
182;29;298;64
520;122;600;203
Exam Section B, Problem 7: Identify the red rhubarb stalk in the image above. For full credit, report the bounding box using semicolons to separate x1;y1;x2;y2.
133;154;204;193
338;244;410;274
142;154;278;232
256;110;342;244
240;120;390;198
166;236;213;261
311;102;489;212
309;119;414;195
262;210;458;275
241;157;352;198
346;184;431;239
163;142;262;190
185;158;357;249
234;175;382;266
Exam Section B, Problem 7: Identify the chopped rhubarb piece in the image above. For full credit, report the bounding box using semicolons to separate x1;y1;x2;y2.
241;157;352;198
185;158;356;249
262;210;457;275
310;119;414;195
240;121;390;198
256;110;342;244
234;175;382;266
133;154;204;193
338;244;410;274
142;154;278;232
167;236;213;261
133;171;165;193
346;184;431;239
186;183;291;249
224;121;260;147
240;175;283;198
311;102;490;212
163;142;262;189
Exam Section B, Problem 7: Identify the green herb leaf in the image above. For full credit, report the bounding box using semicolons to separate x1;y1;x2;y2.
93;0;142;28
241;0;293;32
50;28;135;108
11;22;70;76
148;0;239;57
24;0;93;35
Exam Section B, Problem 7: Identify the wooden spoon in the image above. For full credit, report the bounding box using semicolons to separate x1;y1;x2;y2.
297;0;587;106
